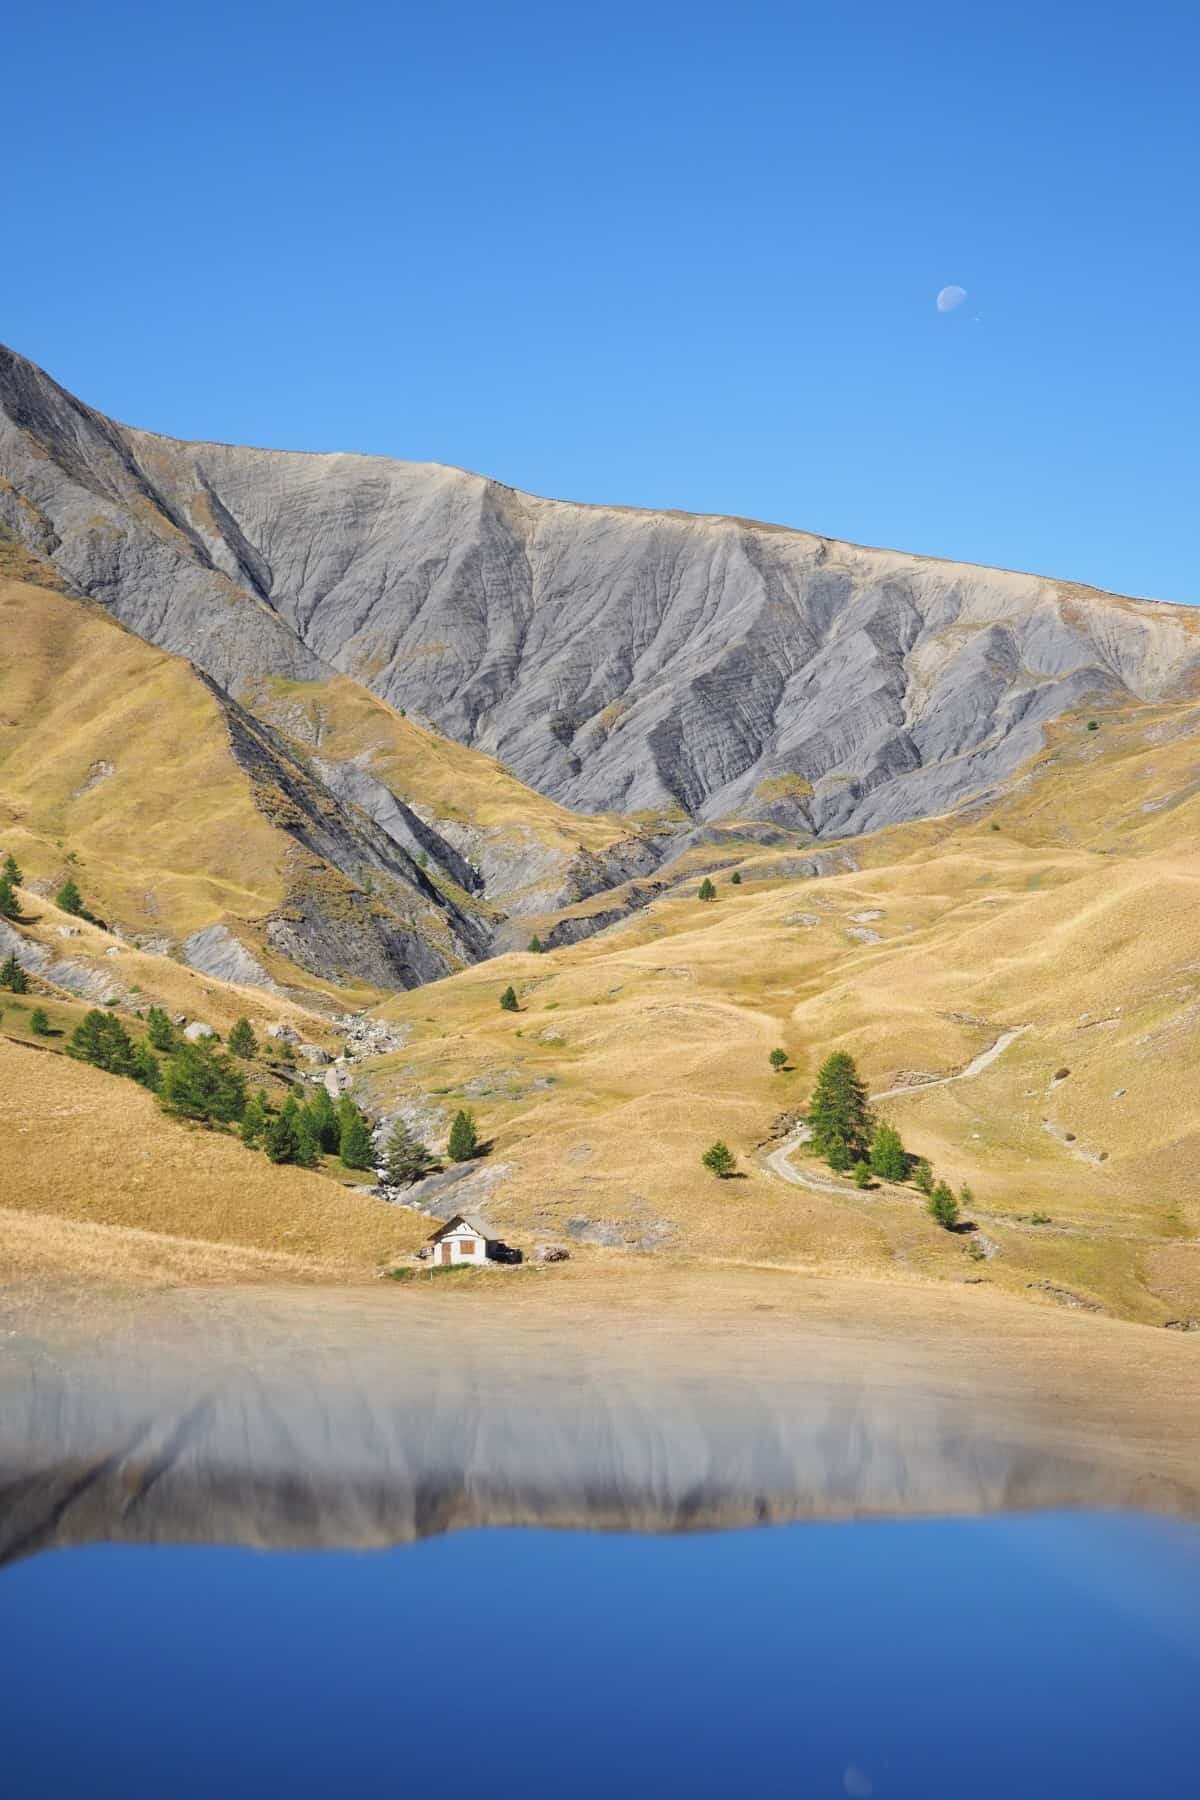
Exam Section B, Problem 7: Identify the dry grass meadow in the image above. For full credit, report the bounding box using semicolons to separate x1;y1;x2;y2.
2;574;1200;1339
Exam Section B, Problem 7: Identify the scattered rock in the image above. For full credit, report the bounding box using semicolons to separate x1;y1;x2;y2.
56;926;80;939
183;1021;215;1042
784;913;823;928
296;1043;331;1065
1163;1318;1200;1332
846;927;882;944
1027;1280;1104;1313
267;1022;299;1042
1113;1088;1126;1099
533;1244;571;1264
566;1144;594;1165
848;909;883;922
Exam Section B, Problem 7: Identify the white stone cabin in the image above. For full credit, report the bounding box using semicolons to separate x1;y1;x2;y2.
427;1214;502;1266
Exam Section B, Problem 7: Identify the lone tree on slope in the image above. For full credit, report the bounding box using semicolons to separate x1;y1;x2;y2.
55;877;85;917
227;1017;258;1060
769;1047;789;1073
702;1140;737;1178
697;877;716;901
499;985;519;1013
807;1051;874;1172
384;1119;437;1185
1;953;29;993
447;1108;480;1163
928;1181;960;1230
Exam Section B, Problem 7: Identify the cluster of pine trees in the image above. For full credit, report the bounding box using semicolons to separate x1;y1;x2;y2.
806;1051;971;1226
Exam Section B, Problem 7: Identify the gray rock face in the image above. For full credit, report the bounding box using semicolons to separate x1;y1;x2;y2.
0;918;129;1005
181;923;283;993
3;343;1199;840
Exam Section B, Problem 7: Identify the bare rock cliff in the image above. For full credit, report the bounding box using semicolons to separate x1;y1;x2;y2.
3;344;1197;836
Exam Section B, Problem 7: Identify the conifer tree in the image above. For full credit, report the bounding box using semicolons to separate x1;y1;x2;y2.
730;870;742;885
806;1051;874;1171
928;1181;960;1230
869;1122;909;1183
159;1038;246;1124
29;1006;51;1036
227;1017;258;1060
0;953;29;993
697;877;716;901
55;877;84;917
701;1140;737;1178
130;1041;161;1090
305;1086;340;1154
527;935;545;954
145;1006;176;1052
384;1119;437;1184
240;1089;270;1148
337;1097;375;1170
0;876;19;920
913;1159;935;1196
264;1094;304;1164
853;1160;872;1189
499;985;519;1012
69;1009;138;1076
295;1107;322;1169
447;1108;479;1163
769;1047;789;1073
2;852;22;887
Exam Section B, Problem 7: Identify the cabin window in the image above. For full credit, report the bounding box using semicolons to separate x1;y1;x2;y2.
460;1239;475;1254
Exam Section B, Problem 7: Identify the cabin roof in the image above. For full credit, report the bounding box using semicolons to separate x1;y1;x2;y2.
428;1213;494;1243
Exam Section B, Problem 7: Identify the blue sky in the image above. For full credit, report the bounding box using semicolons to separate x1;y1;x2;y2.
6;1;1198;600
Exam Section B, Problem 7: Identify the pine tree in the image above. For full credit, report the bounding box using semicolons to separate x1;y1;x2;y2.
697;877;716;901
55;877;84;917
869;1122;909;1183
499;985;519;1012
2;852;22;887
527;935;545;954
145;1006;176;1052
130;1041;161;1090
853;1160;872;1189
159;1039;247;1124
240;1089;270;1148
29;1006;51;1036
227;1017;258;1060
806;1052;874;1170
305;1086;340;1154
913;1159;935;1196
0;953;29;993
338;1098;375;1170
295;1107;322;1169
701;1140;737;1178
769;1048;789;1073
384;1119;437;1184
68;1009;137;1076
264;1094;304;1164
928;1181;960;1230
730;870;742;885
447;1108;479;1162
0;876;19;920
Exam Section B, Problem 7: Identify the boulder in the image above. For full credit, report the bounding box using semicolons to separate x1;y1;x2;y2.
534;1244;571;1264
297;1043;331;1066
183;1021;215;1042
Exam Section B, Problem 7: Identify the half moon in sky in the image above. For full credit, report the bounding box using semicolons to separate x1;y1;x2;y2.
936;285;967;313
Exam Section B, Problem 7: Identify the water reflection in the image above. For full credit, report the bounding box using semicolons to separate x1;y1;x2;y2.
2;1284;1194;1561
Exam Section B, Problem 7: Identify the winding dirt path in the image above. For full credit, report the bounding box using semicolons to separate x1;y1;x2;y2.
764;1026;1029;1195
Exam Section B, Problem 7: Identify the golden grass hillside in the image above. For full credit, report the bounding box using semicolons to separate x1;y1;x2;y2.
351;699;1200;1323
0;1037;427;1282
0;576;288;937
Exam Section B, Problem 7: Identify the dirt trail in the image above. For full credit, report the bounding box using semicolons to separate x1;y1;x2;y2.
765;1026;1029;1195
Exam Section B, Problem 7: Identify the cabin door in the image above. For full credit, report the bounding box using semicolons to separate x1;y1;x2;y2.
441;1243;453;1265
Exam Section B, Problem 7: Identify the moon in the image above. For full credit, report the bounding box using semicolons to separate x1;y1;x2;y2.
936;285;967;313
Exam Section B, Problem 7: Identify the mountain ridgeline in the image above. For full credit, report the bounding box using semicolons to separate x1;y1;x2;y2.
2;341;1199;996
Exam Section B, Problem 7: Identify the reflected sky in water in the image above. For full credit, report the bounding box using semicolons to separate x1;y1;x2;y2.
3;1512;1199;1799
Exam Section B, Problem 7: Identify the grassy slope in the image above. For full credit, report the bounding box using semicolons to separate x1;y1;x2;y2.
0;577;288;936
0;1035;428;1280
355;699;1200;1322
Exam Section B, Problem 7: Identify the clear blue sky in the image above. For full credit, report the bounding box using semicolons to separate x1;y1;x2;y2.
6;1;1198;600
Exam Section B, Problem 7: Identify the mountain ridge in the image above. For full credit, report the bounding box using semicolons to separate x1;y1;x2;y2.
3;343;1199;845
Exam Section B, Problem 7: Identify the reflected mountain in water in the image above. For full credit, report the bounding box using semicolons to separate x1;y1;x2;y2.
1;1283;1195;1564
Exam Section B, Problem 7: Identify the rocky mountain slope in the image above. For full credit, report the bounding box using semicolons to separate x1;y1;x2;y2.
4;343;1198;841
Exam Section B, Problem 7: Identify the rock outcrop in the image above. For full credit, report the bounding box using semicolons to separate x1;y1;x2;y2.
3;342;1198;842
